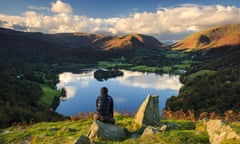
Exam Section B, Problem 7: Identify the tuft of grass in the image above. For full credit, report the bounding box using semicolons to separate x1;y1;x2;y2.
39;84;60;106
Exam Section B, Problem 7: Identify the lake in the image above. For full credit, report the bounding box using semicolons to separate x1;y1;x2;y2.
56;69;182;116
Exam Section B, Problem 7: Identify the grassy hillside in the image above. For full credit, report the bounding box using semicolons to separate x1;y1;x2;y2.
0;115;210;144
172;24;240;51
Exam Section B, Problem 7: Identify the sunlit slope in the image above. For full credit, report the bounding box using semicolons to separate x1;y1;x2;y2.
57;33;167;50
102;34;167;50
172;24;240;51
0;27;167;51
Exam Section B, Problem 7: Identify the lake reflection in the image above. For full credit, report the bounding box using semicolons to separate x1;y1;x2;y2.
56;70;182;116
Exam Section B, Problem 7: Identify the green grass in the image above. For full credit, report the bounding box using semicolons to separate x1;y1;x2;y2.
39;84;60;106
162;66;172;73
98;61;133;69
166;53;179;58
160;119;196;130
221;138;240;144
98;61;116;69
140;130;209;144
231;122;240;135
0;116;211;144
131;65;161;73
174;60;201;69
0;120;92;144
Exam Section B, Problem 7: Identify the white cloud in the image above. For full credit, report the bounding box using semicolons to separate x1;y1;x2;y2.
0;4;239;40
28;6;49;11
51;0;73;14
112;70;182;90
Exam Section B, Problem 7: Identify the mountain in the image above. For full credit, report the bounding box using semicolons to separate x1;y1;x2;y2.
166;24;240;116
46;33;167;50
101;34;167;50
0;28;167;51
172;24;240;51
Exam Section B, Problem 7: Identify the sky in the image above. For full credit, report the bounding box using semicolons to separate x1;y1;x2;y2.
0;0;239;41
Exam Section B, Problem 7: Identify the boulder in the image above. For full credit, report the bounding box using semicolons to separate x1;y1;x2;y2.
206;120;240;144
141;126;161;137
87;120;126;141
75;135;91;144
134;95;160;127
159;125;167;131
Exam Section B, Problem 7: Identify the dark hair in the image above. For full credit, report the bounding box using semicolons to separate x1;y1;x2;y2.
101;87;108;95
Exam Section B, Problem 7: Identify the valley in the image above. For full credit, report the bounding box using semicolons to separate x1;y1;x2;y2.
0;23;240;143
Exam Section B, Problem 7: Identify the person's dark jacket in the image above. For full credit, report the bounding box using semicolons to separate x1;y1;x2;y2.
96;94;113;117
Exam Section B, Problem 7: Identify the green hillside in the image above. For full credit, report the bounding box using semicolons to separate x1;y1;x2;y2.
0;115;210;144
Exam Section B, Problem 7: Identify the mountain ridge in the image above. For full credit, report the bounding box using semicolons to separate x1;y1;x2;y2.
0;27;167;51
172;24;240;51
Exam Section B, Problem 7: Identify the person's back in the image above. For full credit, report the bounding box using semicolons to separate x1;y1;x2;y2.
94;87;115;124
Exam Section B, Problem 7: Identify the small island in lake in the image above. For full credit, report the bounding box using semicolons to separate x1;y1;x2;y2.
94;69;124;81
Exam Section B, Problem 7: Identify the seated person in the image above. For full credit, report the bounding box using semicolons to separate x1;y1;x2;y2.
94;87;115;124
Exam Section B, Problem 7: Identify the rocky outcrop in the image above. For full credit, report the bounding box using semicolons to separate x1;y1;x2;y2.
134;95;160;127
87;120;126;141
206;120;240;144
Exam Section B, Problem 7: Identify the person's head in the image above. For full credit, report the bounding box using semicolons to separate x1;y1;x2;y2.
100;87;108;95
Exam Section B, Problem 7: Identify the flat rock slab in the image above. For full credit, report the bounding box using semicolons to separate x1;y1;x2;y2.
87;120;126;141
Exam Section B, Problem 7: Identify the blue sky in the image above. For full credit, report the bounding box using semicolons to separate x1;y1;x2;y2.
0;0;239;40
0;0;239;17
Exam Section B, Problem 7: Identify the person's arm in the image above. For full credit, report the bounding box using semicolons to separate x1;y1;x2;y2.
96;97;99;112
110;98;113;117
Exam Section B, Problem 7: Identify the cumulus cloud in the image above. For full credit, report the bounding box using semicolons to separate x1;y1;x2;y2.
28;6;49;11
51;0;73;14
56;72;93;99
0;3;239;40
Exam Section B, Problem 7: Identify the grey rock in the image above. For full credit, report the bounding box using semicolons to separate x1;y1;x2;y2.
141;126;161;137
75;135;91;144
159;125;167;131
49;127;59;132
166;123;181;130
131;133;140;139
87;120;126;141
134;95;160;127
